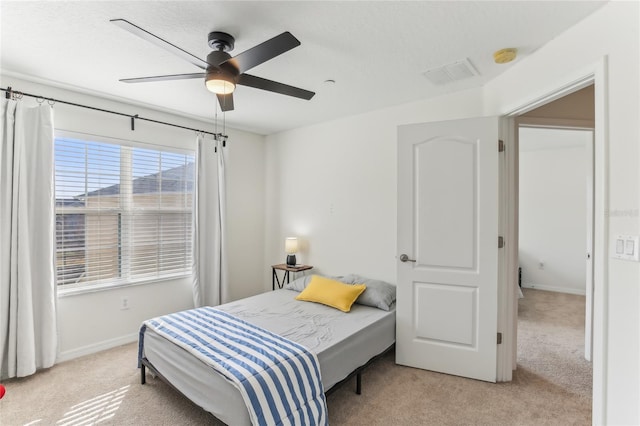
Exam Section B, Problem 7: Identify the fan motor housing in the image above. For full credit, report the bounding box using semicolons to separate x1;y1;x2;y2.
206;51;238;75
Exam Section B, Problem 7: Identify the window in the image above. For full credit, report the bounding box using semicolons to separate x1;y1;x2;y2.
55;134;195;292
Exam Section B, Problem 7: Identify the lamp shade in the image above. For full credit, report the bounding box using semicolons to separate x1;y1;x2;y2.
285;237;298;254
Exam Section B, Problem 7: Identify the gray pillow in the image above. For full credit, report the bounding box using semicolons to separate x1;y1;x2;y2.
284;274;314;292
342;274;396;311
284;274;349;292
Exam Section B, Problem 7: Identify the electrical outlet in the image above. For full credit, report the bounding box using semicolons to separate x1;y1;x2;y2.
120;297;130;310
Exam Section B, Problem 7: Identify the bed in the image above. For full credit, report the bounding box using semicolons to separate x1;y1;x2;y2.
138;275;396;425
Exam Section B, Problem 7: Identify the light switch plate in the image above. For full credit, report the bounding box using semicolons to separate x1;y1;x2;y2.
612;235;640;261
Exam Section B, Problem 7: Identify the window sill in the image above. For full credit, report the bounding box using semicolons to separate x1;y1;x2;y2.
57;273;192;298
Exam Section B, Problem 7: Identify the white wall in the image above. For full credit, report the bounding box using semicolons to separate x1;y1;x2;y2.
0;74;266;361
264;88;485;288
266;2;639;424
226;128;266;301
484;2;639;424
518;128;590;295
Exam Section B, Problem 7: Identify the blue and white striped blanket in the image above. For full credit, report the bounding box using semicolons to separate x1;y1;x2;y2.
140;307;328;426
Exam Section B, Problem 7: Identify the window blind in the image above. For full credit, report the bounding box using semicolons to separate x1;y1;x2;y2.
55;136;195;289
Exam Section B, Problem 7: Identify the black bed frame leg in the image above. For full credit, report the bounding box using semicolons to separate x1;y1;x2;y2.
141;363;146;385
356;372;362;395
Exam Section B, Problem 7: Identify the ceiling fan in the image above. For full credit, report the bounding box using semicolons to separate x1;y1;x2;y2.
111;19;315;112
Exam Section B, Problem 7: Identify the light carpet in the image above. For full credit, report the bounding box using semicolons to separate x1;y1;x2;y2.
0;288;591;425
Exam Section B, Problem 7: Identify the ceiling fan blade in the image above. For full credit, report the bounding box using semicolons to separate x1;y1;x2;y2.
110;19;209;70
224;32;300;74
217;94;234;112
120;73;206;83
238;74;315;100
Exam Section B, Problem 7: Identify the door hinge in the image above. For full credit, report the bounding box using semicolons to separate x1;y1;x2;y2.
498;236;504;248
497;332;503;344
498;139;505;152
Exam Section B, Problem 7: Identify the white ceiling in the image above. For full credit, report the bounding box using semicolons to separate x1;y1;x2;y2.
0;1;606;135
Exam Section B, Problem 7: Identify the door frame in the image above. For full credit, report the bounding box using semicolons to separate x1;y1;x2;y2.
497;57;608;423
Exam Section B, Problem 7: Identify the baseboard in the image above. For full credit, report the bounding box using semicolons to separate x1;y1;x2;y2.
521;283;586;296
57;332;138;363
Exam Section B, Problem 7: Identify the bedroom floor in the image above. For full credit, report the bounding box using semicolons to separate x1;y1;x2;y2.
1;288;590;425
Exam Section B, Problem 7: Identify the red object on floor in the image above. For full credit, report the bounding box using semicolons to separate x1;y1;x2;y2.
0;384;5;399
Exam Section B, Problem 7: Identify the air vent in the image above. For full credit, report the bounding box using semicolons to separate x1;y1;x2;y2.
423;58;479;85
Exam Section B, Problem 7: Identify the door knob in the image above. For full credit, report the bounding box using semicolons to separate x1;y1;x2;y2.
399;254;416;263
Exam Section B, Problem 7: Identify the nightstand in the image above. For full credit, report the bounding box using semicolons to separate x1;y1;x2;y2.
271;264;313;290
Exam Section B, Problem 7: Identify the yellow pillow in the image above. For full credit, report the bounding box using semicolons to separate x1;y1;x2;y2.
295;275;366;312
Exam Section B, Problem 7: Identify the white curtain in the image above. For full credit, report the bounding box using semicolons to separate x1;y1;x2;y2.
0;99;57;378
192;136;228;307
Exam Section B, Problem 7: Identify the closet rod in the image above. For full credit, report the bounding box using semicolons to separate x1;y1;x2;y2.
1;86;227;145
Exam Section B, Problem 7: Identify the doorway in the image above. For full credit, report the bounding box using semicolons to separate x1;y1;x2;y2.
509;83;596;415
516;125;594;402
515;83;595;353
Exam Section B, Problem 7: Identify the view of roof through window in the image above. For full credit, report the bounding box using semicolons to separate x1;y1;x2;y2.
54;136;195;289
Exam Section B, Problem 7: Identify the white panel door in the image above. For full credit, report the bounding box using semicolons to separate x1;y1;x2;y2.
396;116;499;382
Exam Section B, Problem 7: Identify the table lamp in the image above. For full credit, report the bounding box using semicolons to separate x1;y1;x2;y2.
285;237;298;266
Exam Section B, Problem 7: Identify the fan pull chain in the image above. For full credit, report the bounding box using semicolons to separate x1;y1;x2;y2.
214;98;218;136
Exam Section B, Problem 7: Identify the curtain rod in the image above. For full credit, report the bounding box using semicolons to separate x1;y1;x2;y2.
2;86;227;146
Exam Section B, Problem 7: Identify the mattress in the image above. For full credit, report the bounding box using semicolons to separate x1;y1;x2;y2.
142;288;395;425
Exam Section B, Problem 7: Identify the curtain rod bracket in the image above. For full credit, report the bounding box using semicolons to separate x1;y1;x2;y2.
213;133;228;147
5;87;12;99
131;114;139;131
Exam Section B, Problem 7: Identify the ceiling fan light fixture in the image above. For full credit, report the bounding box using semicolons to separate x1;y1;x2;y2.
205;72;236;95
112;19;315;111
